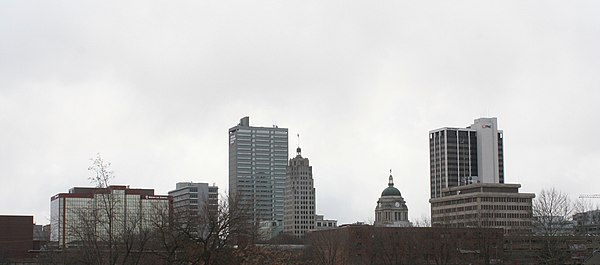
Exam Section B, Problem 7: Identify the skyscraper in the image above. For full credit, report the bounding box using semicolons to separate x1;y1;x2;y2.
283;145;316;237
429;117;504;199
228;116;288;228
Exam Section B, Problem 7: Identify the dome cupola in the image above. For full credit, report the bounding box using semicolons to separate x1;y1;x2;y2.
381;172;402;197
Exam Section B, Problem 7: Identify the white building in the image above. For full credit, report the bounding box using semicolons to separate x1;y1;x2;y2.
314;214;337;230
50;185;171;247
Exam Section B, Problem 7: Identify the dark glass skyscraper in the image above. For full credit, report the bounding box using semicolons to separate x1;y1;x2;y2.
228;117;288;227
429;117;504;199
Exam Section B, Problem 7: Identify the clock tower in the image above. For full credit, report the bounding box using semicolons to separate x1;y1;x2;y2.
374;171;411;227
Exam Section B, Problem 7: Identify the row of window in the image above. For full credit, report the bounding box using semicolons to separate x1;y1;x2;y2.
480;204;531;211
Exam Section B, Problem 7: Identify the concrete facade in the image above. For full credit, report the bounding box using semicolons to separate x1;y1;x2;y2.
314;214;337;230
283;146;315;238
430;183;534;235
169;182;218;218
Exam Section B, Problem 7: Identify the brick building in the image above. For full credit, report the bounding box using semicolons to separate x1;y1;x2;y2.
306;226;504;265
0;215;34;261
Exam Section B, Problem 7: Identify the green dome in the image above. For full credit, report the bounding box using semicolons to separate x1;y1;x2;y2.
381;186;402;197
381;173;402;197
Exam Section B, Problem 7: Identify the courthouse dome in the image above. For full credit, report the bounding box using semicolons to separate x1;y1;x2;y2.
381;173;402;197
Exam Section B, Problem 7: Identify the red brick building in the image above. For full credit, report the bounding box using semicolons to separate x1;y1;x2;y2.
306;225;504;265
0;215;34;261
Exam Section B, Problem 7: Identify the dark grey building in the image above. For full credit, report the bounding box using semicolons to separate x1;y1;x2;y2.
429;117;504;199
228;116;288;230
169;182;219;217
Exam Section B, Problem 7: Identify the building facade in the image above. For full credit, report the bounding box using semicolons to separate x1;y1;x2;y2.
283;146;316;237
0;215;34;261
574;210;600;235
50;185;172;247
374;173;410;227
229;116;289;229
429;117;504;199
306;226;504;265
430;183;534;235
169;182;218;218
315;214;337;230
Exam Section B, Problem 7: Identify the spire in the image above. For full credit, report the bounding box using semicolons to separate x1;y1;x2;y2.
296;133;302;156
388;169;394;187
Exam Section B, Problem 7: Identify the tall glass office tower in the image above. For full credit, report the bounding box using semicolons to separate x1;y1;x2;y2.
429;117;504;199
229;116;288;227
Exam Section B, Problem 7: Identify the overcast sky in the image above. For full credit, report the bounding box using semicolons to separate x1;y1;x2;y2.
1;1;599;225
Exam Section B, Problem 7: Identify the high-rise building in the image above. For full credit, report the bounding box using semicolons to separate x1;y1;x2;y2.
50;185;171;247
228;116;288;229
169;182;219;218
283;146;316;237
374;172;411;227
429;117;504;199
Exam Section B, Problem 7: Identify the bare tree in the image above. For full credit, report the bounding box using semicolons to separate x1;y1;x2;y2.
42;154;165;265
532;188;575;264
305;230;347;265
412;215;432;227
533;188;574;236
150;193;251;265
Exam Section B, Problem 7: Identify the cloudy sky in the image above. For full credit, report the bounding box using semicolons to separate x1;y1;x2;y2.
1;1;599;225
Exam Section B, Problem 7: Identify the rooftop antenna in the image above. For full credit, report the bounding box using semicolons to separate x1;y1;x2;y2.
296;133;302;156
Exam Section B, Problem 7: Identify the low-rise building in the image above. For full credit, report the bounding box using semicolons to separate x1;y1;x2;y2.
0;215;34;261
306;226;504;265
314;214;337;230
574;210;600;235
430;183;534;235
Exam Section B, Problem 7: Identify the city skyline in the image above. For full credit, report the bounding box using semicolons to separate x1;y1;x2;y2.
2;1;600;226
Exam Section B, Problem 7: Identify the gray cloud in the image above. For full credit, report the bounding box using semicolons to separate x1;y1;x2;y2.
1;0;600;224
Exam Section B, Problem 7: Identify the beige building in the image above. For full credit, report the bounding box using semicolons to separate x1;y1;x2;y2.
283;146;315;238
430;183;534;235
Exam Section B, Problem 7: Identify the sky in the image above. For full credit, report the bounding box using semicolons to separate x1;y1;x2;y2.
1;0;600;225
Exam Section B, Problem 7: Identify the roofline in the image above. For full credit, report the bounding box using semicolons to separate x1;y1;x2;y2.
428;127;504;134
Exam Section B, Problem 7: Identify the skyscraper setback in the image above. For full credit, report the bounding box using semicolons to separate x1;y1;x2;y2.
283;145;315;237
229;116;288;227
429;117;504;199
